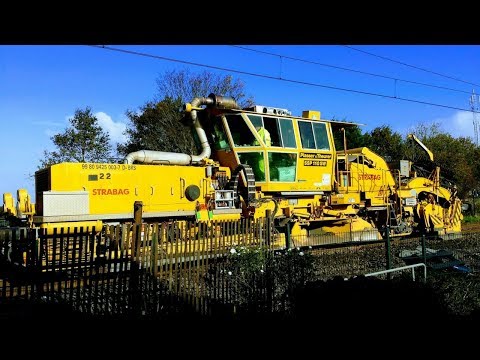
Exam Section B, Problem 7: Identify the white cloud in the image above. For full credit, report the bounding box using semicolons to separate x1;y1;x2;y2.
33;119;66;139
94;112;127;144
44;129;57;138
433;111;477;139
40;111;127;144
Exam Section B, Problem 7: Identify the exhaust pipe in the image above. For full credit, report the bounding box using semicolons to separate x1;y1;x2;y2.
124;94;238;165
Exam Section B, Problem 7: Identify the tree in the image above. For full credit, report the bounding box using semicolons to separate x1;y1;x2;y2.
363;125;405;162
117;97;197;156
411;121;442;140
118;69;254;156
40;107;111;168
333;125;365;151
409;122;480;197
156;69;254;108
421;133;480;198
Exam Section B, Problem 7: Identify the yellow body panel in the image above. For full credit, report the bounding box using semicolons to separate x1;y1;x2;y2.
302;110;321;120
17;188;35;216
330;193;361;205
40;220;103;235
321;218;379;236
38;163;232;220
294;151;334;192
2;193;16;216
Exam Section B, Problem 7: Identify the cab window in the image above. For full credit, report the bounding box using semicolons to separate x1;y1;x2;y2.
212;117;231;150
225;115;257;147
312;122;330;150
299;121;316;149
279;119;296;148
250;115;296;148
299;120;330;150
263;117;281;147
268;152;297;182
237;152;266;181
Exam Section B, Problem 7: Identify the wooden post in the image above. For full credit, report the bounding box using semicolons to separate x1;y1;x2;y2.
133;201;143;259
134;201;143;225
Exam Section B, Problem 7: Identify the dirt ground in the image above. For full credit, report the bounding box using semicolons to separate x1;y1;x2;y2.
462;222;480;232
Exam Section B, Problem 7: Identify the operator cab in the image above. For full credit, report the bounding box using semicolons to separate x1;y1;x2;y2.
207;105;337;194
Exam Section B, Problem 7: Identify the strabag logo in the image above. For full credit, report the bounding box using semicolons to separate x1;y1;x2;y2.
92;189;130;195
358;174;381;180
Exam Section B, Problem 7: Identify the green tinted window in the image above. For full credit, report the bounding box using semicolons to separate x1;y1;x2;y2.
279;119;296;148
268;152;297;182
238;152;266;182
313;122;330;150
212;117;231;150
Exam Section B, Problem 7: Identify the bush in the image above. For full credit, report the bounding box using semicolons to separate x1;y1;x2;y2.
221;245;316;315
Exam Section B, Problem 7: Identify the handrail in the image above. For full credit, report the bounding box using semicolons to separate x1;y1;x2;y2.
365;263;427;282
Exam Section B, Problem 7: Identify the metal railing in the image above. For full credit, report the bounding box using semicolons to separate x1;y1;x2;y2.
365;263;427;282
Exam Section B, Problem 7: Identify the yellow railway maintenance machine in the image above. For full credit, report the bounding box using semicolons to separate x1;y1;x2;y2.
1;94;462;241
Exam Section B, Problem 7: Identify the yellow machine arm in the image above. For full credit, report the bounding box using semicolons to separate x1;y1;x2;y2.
408;134;434;162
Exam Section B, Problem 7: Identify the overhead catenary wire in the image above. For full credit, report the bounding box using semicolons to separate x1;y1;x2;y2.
231;45;472;95
88;45;479;114
343;45;480;88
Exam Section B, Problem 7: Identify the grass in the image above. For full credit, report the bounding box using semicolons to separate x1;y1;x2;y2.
462;215;480;223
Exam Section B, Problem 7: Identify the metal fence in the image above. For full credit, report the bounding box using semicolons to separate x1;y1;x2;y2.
1;221;478;319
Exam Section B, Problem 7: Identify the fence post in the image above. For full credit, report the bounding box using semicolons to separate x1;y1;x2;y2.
29;229;39;297
421;233;427;265
265;210;272;247
36;229;45;300
385;226;391;280
133;201;143;260
134;201;143;226
130;201;143;318
285;221;291;250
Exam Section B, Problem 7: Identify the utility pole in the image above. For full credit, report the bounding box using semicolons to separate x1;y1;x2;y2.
470;90;479;146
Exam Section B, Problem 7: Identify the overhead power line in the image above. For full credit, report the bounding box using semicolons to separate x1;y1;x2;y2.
343;45;480;87
88;45;479;114
231;45;471;95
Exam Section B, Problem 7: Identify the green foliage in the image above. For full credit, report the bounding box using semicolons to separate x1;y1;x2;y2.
405;122;480;197
363;125;405;162
227;245;268;275
333;125;365;151
462;215;480;224
40;107;111;168
118;69;254;156
223;245;316;313
410;124;480;198
117;97;197;156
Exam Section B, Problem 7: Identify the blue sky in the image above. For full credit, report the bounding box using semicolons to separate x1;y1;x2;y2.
1;45;479;200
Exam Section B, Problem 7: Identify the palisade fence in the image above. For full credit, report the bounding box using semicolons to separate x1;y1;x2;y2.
0;219;477;319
